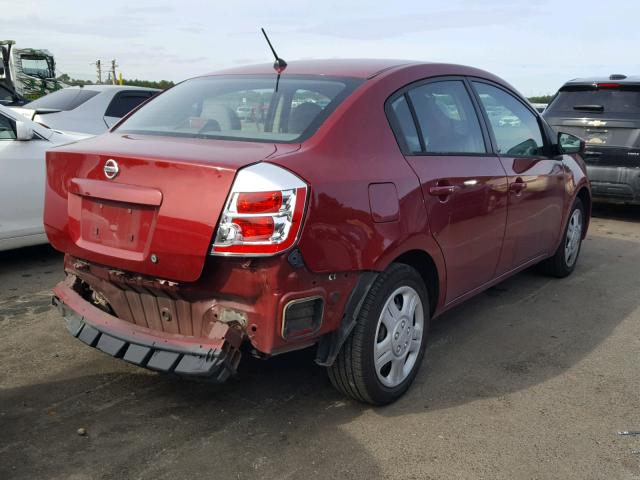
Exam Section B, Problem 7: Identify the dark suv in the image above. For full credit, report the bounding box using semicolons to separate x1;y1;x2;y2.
544;75;640;205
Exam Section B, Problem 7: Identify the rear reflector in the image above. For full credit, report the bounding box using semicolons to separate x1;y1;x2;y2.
282;296;324;339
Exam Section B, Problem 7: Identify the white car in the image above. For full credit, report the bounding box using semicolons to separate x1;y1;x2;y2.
532;102;548;113
11;85;159;135
236;105;252;120
0;104;90;251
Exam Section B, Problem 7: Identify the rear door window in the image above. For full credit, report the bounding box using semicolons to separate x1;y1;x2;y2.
473;82;545;157
25;88;100;111
105;91;156;118
407;80;487;154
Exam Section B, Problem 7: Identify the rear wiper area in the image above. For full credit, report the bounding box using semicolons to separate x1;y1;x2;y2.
573;104;604;112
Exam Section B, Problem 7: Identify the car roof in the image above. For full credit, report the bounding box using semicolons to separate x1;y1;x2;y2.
208;59;421;79
62;85;160;93
562;75;640;86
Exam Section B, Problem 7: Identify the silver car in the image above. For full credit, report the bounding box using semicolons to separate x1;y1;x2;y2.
0;104;89;250
11;85;159;135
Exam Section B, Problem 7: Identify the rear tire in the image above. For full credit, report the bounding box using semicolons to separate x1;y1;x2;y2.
327;263;429;405
539;197;585;278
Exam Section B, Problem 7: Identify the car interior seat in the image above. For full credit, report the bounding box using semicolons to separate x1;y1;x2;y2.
411;94;458;153
288;102;323;134
202;104;241;131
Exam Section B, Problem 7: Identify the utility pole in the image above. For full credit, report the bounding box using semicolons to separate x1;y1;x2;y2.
110;59;118;86
94;60;102;84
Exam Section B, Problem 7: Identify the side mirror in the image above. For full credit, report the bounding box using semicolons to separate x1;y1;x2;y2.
558;132;585;155
0;66;4;76
15;120;34;141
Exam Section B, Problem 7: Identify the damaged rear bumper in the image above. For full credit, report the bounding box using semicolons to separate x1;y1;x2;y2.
52;280;243;382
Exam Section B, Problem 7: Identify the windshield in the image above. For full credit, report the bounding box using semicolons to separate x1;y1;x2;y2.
21;55;55;78
547;85;640;115
116;75;361;142
26;88;100;111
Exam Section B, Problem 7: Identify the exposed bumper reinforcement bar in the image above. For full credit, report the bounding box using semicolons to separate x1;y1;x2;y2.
52;286;243;382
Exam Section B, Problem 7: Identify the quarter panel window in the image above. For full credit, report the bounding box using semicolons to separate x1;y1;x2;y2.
473;82;544;157
390;95;421;154
408;80;486;154
0;114;16;140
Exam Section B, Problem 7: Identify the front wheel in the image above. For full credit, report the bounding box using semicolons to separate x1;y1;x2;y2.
539;197;585;278
327;263;429;405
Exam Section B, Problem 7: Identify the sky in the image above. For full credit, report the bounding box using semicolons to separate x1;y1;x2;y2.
4;0;640;96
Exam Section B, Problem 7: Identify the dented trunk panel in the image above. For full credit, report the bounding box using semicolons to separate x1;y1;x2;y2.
44;134;278;282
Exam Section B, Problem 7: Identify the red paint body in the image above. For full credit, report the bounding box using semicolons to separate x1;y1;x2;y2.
45;60;590;367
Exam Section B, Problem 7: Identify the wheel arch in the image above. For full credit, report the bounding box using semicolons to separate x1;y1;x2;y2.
392;249;440;318
576;186;591;238
315;247;444;367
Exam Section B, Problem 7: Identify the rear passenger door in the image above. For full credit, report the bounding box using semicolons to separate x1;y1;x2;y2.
387;78;509;303
471;81;564;273
104;90;156;128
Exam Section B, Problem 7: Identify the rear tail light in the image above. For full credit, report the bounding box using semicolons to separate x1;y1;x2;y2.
211;163;308;256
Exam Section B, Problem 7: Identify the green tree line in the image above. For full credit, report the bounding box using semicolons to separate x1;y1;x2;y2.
527;95;554;104
56;73;174;90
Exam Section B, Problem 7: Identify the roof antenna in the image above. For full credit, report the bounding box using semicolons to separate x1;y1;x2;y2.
261;28;287;91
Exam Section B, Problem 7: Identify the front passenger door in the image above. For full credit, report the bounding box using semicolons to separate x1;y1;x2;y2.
471;81;565;274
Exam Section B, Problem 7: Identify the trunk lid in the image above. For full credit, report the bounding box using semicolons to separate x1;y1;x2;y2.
44;133;280;282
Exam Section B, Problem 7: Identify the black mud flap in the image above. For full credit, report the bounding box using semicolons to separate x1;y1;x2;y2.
314;271;379;367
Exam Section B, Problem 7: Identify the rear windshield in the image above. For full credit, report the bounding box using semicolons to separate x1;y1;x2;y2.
25;88;100;111
546;85;640;115
116;75;361;143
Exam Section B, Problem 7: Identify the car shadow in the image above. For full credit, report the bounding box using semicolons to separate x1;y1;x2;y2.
592;202;640;223
1;234;638;478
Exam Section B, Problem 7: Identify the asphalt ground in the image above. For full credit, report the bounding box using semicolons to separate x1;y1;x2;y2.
1;204;639;479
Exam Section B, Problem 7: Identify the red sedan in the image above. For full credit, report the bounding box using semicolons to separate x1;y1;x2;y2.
45;59;590;404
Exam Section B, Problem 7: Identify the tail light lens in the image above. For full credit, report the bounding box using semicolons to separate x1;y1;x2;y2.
211;163;308;256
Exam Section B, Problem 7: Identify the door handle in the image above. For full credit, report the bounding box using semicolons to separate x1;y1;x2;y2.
509;179;527;193
429;185;460;197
